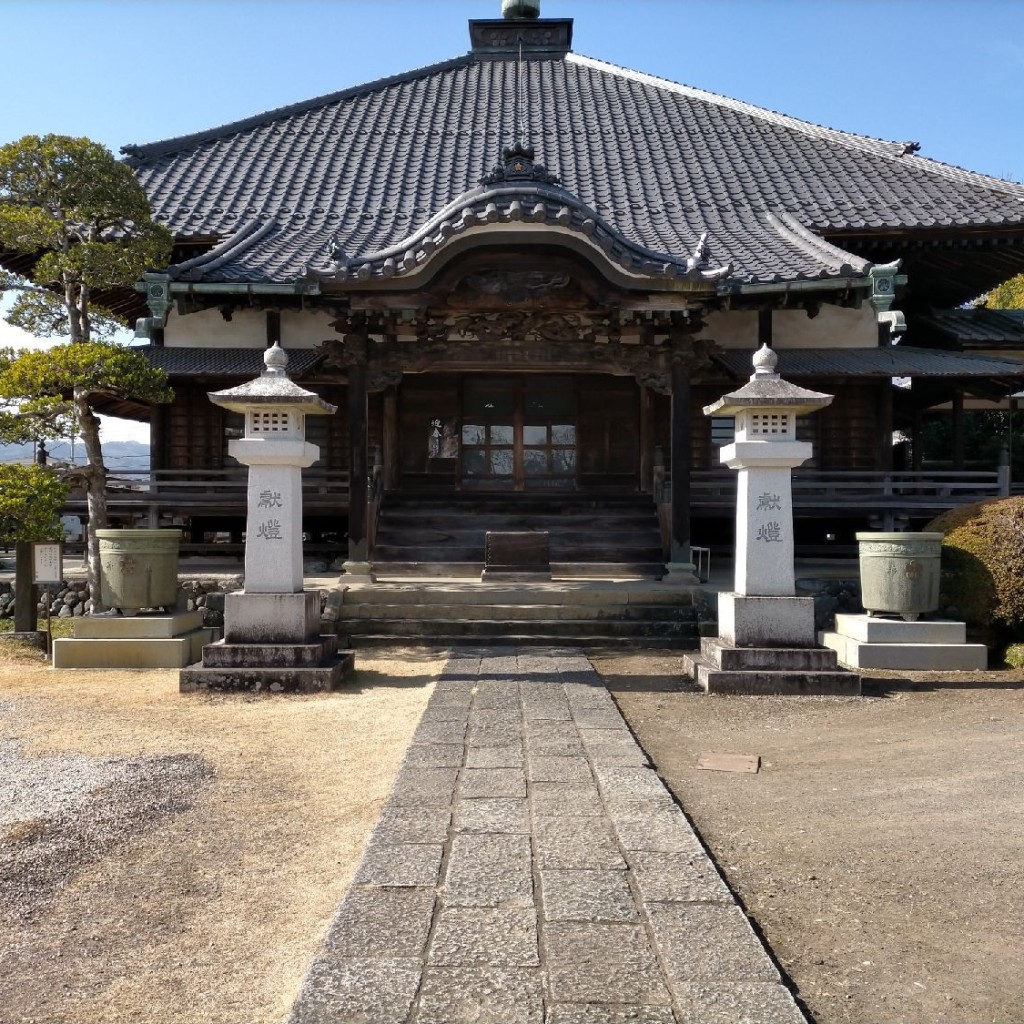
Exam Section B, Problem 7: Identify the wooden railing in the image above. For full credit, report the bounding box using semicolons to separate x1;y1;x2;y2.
653;467;1011;556
62;468;350;522
688;468;1010;511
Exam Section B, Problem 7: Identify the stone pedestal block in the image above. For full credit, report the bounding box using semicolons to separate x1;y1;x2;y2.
53;625;219;669
718;592;815;647
223;591;320;644
819;613;987;671
682;636;860;696
73;610;203;639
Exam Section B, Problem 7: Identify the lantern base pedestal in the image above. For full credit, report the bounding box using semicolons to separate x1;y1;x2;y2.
179;591;355;693
682;593;861;695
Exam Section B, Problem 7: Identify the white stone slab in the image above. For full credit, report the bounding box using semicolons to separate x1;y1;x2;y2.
718;592;815;646
224;591;321;644
73;611;204;639
819;631;988;671
833;613;967;644
52;629;217;669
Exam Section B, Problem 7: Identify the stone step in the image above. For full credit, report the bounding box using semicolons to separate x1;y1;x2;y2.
179;650;355;693
383;493;655;510
351;633;697;649
700;637;839;671
682;651;861;696
373;544;665;562
833;613;968;644
338;617;699;640
819;631;988;671
338;585;692;607
376;516;658;533
371;561;667;579
339;602;696;621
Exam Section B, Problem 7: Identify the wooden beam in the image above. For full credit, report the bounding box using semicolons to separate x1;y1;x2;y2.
347;363;369;564
670;362;692;563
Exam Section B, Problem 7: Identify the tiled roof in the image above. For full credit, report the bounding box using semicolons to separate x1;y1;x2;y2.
134;346;323;377
137;343;1024;387
123;41;1024;289
716;346;1024;381
915;308;1024;347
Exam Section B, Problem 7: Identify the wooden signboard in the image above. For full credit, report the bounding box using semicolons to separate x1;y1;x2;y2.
32;543;63;585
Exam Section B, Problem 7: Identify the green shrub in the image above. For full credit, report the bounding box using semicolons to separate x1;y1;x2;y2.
1005;643;1024;670
928;496;1024;643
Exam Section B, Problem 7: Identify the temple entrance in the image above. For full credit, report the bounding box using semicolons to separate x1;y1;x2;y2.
460;376;576;491
397;372;643;493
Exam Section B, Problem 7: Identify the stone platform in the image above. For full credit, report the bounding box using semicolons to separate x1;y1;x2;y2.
820;613;988;671
289;648;807;1024
179;636;353;693
683;637;861;696
52;611;219;669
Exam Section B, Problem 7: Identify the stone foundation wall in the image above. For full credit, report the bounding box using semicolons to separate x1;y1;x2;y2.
0;577;330;629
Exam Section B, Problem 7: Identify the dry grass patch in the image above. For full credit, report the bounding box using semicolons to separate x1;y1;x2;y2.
0;647;444;1024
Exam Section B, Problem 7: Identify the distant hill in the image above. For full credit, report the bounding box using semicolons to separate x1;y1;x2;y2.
0;440;150;470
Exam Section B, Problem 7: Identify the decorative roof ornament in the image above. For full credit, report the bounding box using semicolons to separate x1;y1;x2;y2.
681;232;732;282
263;341;289;377
502;0;540;18
751;343;779;379
481;142;561;187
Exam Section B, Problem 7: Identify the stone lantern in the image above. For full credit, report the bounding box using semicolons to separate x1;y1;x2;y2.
683;345;859;694
180;343;354;692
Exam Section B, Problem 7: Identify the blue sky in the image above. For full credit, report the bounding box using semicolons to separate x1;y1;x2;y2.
2;0;1024;439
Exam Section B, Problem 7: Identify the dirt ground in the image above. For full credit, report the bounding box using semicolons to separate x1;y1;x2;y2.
0;646;443;1024
590;650;1024;1024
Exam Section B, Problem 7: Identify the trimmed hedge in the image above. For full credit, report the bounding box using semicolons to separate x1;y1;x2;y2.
928;497;1024;643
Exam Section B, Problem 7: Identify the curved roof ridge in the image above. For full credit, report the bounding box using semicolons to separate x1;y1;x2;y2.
121;53;475;162
167;218;278;282
305;177;734;284
568;52;1024;202
766;212;872;275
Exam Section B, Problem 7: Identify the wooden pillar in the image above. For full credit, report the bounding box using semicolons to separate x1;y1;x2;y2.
758;309;773;349
347;360;369;565
13;541;36;633
911;408;924;471
669;362;692;565
952;389;965;470
638;384;655;491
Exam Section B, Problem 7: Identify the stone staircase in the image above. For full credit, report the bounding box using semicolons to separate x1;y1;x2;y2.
326;581;699;648
372;492;665;578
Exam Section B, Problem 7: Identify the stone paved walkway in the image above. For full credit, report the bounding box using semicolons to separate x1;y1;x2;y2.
289;648;807;1024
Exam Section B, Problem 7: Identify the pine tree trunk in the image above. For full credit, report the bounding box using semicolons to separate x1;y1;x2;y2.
75;388;107;613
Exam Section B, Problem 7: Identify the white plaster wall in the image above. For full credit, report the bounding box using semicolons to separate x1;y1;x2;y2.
281;309;336;348
165;307;336;348
700;303;876;350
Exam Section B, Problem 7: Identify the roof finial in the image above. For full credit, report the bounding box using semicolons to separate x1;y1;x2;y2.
503;0;540;18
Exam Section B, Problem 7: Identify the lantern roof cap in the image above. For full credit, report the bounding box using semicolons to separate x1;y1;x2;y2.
703;344;833;417
208;343;337;415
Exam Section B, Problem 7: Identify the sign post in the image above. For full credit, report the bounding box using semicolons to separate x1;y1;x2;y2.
32;542;63;655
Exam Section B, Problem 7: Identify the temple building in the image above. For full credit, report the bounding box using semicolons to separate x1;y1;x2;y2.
111;2;1024;574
